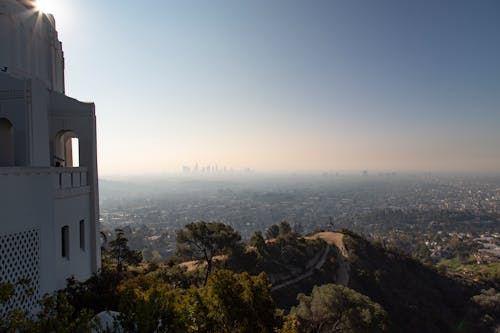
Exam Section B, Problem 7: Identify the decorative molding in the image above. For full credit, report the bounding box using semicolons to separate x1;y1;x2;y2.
0;89;24;100
0;166;88;176
54;185;91;199
0;228;40;317
49;111;94;119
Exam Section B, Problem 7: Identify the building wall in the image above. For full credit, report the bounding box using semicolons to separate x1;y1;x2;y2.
0;73;29;166
0;170;52;314
0;0;65;93
0;1;100;316
53;189;92;288
30;79;51;166
0;77;99;315
48;92;101;272
0;167;94;288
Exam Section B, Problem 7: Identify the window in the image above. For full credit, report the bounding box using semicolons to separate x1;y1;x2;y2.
79;220;85;251
54;130;80;167
61;226;69;259
0;118;14;166
71;138;80;167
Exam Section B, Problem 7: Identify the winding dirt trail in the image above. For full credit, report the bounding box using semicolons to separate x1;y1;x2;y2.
179;232;350;290
312;232;350;286
271;232;350;291
271;244;330;291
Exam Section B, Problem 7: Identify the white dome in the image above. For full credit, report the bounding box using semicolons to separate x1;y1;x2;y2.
0;0;65;93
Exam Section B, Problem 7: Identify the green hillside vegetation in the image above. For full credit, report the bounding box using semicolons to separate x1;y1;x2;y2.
228;231;326;277
292;284;390;333
438;259;500;286
342;230;491;333
1;222;499;332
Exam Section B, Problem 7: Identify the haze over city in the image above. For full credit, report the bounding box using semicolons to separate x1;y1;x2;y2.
2;1;500;330
46;0;499;176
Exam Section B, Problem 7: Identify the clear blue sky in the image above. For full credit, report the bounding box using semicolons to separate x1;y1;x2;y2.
46;0;500;175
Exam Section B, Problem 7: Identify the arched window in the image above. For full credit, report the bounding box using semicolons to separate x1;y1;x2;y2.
0;118;15;166
54;130;79;167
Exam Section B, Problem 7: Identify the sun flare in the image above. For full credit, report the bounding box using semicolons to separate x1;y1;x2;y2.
35;0;60;14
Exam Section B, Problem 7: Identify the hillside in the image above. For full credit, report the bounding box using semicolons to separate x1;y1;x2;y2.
342;231;486;333
233;230;493;332
2;227;497;332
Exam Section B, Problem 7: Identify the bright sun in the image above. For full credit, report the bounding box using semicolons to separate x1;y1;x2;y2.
35;0;60;14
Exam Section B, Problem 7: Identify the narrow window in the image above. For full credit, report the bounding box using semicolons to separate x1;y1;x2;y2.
71;138;80;167
61;226;69;259
0;118;14;166
79;220;85;251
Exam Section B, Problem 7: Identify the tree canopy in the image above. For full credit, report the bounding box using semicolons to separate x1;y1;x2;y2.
107;229;143;272
176;221;241;285
279;221;292;236
292;284;390;333
265;225;280;239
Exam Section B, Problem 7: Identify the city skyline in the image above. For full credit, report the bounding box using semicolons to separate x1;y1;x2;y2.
43;0;500;176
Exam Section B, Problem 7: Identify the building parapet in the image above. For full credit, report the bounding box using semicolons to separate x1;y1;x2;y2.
0;166;89;190
53;167;88;190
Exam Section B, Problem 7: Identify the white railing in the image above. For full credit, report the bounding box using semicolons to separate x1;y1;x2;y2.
0;167;89;190
53;167;88;190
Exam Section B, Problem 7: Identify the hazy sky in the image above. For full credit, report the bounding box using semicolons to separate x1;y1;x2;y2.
46;0;500;176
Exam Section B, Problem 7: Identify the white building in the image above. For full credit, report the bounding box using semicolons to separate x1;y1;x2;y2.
0;0;100;315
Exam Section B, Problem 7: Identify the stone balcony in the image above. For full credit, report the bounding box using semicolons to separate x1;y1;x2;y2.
0;166;90;197
53;167;88;190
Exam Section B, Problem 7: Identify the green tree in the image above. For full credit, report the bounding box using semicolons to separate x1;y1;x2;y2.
279;221;292;236
195;270;278;333
176;221;241;285
0;282;15;304
250;231;267;256
35;292;96;333
0;286;96;333
293;222;304;235
118;284;180;332
265;224;280;239
276;314;300;333
0;280;37;331
472;288;500;329
114;269;280;333
292;284;390;333
155;265;204;289
108;229;143;272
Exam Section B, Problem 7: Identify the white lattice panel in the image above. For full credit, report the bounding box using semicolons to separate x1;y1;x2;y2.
0;229;40;316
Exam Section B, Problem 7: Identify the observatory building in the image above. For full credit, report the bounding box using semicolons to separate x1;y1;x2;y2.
0;0;100;314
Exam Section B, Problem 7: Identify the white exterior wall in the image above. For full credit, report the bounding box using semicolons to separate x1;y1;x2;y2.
30;80;51;166
0;73;30;166
53;188;93;287
0;168;97;315
48;92;101;272
0;0;100;316
0;0;65;93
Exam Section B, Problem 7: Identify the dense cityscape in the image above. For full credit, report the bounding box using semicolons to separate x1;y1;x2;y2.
100;173;500;264
2;0;499;331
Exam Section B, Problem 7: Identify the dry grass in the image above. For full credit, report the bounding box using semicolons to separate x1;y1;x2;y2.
179;255;227;272
308;232;347;256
